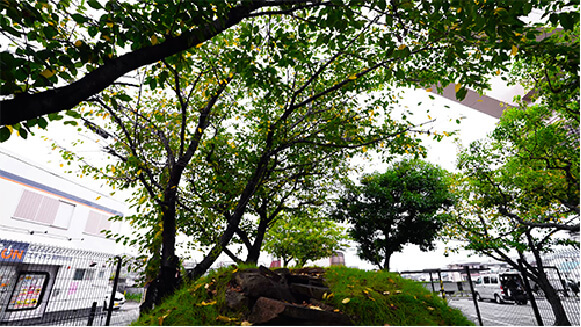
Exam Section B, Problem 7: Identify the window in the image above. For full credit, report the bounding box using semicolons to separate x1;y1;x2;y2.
53;201;75;229
84;211;112;237
491;276;498;283
13;190;75;229
483;276;490;284
7;272;49;311
73;269;86;281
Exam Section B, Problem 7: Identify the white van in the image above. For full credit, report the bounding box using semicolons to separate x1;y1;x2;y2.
474;272;528;304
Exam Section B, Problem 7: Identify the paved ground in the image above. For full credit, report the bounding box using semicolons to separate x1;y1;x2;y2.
448;297;580;326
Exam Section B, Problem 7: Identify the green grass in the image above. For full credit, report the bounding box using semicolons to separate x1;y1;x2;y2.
124;292;143;302
133;265;473;326
134;265;250;326
322;266;473;325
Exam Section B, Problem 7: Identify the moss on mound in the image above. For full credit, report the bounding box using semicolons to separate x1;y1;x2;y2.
134;266;473;326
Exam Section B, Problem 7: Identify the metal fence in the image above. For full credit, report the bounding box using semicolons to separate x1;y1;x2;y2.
0;238;138;326
401;249;580;326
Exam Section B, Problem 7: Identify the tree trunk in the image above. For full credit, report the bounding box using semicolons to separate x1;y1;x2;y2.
382;251;392;272
139;204;179;313
535;273;571;325
245;216;270;265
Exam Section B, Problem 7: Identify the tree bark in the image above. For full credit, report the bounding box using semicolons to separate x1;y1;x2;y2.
245;210;271;265
0;2;271;125
382;251;392;272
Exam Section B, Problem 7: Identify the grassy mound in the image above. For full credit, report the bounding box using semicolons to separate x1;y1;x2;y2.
134;266;473;326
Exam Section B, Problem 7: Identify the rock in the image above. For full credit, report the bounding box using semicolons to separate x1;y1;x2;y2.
248;297;286;324
249;297;352;325
233;272;296;303
289;283;329;300
225;288;248;311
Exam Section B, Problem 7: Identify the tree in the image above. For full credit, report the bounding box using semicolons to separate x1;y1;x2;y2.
9;0;572;311
442;103;579;325
335;159;454;271
263;209;347;267
441;18;579;325
0;0;565;135
63;8;432;311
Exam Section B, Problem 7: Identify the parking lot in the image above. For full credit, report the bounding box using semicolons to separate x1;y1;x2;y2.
449;296;580;326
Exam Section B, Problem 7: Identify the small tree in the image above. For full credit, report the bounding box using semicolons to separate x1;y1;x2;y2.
263;210;347;268
335;159;454;271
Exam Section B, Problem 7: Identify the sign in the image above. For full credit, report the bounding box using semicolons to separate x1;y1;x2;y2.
7;273;48;310
0;240;29;262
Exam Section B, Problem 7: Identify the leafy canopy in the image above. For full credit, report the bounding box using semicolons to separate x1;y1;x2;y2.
335;159;454;271
263;210;348;268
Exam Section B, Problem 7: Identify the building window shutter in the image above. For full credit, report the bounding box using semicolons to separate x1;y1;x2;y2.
35;197;59;225
84;211;111;237
13;190;42;220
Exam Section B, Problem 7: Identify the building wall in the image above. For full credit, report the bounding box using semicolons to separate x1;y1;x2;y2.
0;150;126;254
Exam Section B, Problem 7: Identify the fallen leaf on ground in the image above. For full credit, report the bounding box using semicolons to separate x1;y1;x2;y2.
342;298;350;304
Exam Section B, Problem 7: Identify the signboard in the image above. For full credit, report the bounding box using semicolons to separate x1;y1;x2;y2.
7;273;48;311
0;240;29;263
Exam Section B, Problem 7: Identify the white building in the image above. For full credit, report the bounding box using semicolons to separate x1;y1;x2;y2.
0;148;127;254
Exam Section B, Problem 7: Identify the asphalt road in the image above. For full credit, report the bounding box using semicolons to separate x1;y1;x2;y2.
448;297;580;326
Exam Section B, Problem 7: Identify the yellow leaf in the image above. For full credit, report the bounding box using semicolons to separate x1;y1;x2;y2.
496;70;501;75
196;43;203;48
229;72;233;78
216;316;235;322
363;290;369;295
241;322;253;326
455;83;461;93
511;44;518;56
308;305;322;311
199;301;216;306
96;196;101;200
457;7;462;13
6;125;13;134
107;22;114;28
333;309;340;312
348;73;357;80
103;35;111;42
151;35;158;45
110;166;116;173
342;298;350;304
139;196;147;204
74;40;82;47
398;44;407;50
426;87;433;92
60;164;64;167
40;69;55;78
428;115;432;120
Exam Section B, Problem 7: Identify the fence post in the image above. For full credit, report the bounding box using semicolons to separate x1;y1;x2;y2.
437;269;446;301
464;266;483;326
106;256;122;326
429;272;436;293
87;302;97;326
518;259;543;326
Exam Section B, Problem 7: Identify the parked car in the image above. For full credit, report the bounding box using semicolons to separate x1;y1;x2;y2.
474;272;528;304
104;291;126;310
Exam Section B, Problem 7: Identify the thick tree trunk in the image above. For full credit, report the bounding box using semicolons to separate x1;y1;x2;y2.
139;204;180;314
0;2;267;125
382;251;392;272
245;216;270;265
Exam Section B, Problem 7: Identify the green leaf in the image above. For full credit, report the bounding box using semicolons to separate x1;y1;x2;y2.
0;127;10;142
88;0;102;9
